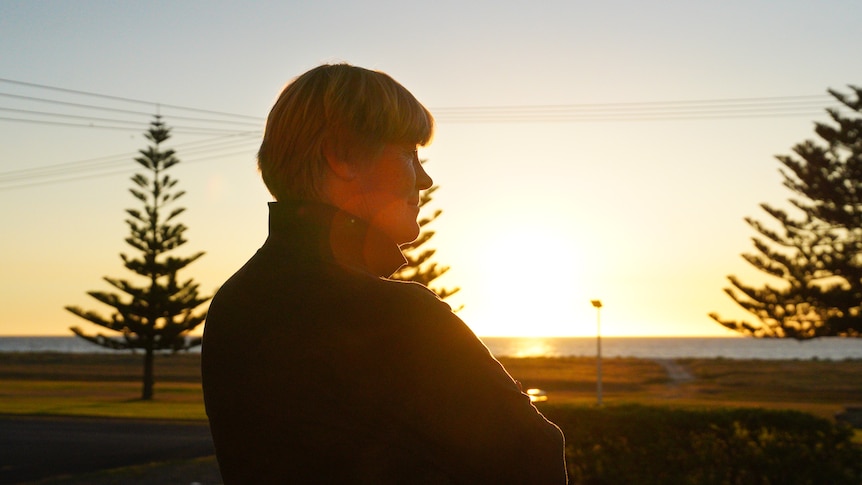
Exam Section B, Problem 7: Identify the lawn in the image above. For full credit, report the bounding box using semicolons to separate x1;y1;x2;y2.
1;352;860;422
0;352;206;419
500;356;862;420
2;352;861;484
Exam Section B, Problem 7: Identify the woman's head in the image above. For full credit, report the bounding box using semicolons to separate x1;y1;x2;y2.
258;64;434;202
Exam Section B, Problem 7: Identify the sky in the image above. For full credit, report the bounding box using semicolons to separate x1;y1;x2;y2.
2;0;861;337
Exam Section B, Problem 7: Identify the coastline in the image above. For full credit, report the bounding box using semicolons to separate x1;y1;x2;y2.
3;335;862;360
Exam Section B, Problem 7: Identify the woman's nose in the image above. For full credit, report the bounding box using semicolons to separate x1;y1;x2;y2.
415;160;433;190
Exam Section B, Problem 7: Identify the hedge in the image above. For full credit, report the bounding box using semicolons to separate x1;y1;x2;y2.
537;404;862;485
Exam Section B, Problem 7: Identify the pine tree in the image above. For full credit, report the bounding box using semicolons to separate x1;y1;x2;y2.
66;116;211;399
711;86;862;339
392;184;461;305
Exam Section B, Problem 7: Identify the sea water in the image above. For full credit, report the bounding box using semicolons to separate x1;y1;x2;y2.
480;336;862;360
1;336;861;360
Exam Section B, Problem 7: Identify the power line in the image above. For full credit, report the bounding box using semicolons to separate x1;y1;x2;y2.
0;77;262;121
0;132;259;180
0;77;848;190
0;104;262;129
0;90;262;133
0;92;262;133
0;142;261;191
434;110;830;123
432;95;837;122
0;76;838;125
0;167;135;190
3;91;834;123
432;94;833;111
0;80;263;190
0;81;264;135
0;136;259;183
1;151;138;180
0;107;152;127
0;132;260;189
0;91;155;117
0;91;837;129
3;131;259;177
0;115;258;134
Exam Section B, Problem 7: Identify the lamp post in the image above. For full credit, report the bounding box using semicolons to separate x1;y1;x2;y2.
590;299;603;406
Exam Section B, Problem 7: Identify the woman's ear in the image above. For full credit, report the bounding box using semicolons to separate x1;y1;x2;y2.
323;146;357;181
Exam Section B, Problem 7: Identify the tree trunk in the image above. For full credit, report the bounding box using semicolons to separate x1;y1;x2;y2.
141;346;155;400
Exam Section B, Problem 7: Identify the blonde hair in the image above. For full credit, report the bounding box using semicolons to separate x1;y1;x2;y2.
258;64;434;201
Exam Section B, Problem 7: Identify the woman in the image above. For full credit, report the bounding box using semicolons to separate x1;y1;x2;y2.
201;63;567;484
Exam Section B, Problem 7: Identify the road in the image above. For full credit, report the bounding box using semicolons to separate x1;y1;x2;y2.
0;415;214;484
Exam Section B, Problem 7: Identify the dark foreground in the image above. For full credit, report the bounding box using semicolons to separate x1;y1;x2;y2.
0;415;215;484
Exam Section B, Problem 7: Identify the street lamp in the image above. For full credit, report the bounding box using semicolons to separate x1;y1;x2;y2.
590;299;603;406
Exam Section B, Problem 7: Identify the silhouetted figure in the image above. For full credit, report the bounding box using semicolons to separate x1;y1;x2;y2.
201;64;567;484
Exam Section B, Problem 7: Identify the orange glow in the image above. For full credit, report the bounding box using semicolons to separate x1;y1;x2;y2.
465;222;587;337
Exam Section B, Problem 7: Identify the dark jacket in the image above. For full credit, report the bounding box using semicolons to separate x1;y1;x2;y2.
201;201;567;484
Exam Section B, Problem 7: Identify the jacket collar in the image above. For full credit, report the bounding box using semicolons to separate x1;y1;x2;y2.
267;200;406;277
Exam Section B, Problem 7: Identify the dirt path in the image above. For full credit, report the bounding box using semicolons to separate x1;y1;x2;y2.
652;359;694;383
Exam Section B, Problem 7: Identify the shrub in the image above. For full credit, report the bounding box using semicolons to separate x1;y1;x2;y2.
538;404;862;485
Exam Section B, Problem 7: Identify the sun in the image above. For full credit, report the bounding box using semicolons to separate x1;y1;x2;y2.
465;222;587;337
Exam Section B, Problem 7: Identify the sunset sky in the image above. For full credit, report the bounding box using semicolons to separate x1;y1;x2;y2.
2;1;861;337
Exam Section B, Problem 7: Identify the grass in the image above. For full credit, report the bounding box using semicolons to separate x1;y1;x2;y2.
1;352;860;422
2;352;860;483
0;379;206;419
0;352;207;420
497;356;862;421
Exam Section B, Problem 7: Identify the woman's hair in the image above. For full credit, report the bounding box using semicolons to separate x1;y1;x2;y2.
258;64;434;201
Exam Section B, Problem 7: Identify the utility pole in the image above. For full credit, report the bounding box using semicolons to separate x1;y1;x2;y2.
591;299;603;406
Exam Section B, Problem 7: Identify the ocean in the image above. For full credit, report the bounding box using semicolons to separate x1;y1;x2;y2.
1;336;861;360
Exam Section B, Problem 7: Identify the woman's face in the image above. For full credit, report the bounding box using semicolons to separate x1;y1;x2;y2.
351;143;433;244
